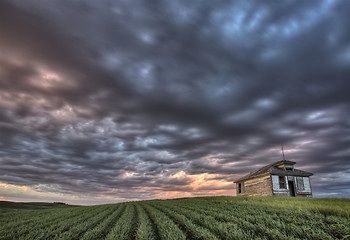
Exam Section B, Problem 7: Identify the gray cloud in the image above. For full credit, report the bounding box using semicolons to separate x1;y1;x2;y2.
0;0;350;202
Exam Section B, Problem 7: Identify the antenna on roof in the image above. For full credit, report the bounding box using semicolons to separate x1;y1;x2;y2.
281;143;286;160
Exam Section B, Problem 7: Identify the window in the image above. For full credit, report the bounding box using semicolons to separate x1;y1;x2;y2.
279;176;286;189
285;164;293;170
238;183;242;193
296;177;305;191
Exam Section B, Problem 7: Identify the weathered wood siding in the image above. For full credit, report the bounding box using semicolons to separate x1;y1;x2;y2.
238;175;272;196
271;175;312;197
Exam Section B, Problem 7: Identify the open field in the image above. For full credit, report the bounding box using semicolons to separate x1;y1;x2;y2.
0;196;349;240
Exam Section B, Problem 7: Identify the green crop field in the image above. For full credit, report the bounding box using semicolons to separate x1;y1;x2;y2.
1;196;349;240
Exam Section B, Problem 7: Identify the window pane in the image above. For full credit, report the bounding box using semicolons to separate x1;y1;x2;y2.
297;177;305;190
279;176;285;189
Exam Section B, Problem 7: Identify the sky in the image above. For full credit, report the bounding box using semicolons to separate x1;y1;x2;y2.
0;0;350;205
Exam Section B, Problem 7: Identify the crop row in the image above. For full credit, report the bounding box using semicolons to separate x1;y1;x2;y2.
1;197;349;240
154;198;350;240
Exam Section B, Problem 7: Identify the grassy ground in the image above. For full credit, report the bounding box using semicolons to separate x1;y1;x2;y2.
0;196;349;240
190;196;350;216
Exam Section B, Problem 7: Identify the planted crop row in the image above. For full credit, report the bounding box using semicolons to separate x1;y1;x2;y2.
162;199;349;240
23;205;113;240
53;204;120;240
153;200;254;240
142;203;186;240
0;206;97;240
105;204;137;240
1;206;86;231
80;204;126;240
134;204;157;240
168;200;292;239
149;202;219;240
1;197;349;240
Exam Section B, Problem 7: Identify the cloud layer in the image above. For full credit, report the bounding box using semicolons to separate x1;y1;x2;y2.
1;0;350;203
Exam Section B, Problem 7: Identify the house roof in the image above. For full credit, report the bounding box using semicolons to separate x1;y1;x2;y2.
234;160;313;183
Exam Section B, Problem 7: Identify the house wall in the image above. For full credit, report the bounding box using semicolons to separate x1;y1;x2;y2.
272;175;312;197
237;175;272;196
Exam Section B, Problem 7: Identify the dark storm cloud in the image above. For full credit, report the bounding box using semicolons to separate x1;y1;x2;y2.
1;0;350;201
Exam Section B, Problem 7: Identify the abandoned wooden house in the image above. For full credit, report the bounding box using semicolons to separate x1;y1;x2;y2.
234;160;313;197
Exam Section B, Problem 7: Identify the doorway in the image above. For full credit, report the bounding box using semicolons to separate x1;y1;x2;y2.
288;181;295;197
